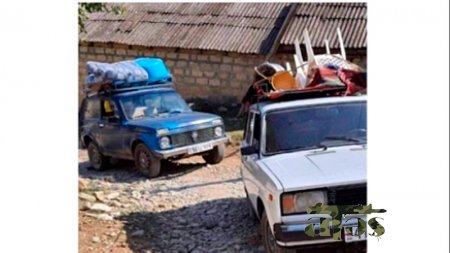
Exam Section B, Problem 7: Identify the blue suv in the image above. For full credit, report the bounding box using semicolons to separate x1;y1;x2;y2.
79;84;228;178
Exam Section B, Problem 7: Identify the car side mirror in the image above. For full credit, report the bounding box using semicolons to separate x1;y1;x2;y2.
188;102;195;109
241;145;259;155
108;115;121;123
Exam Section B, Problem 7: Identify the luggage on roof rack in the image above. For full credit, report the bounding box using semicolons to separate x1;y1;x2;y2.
240;27;367;114
255;85;347;103
135;58;171;84
84;58;172;93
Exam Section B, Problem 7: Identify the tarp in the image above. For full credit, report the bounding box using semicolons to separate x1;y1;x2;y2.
84;58;173;92
85;60;148;88
135;58;171;84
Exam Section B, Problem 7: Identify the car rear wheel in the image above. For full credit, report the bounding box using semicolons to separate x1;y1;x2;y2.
202;143;225;164
87;142;110;171
261;211;296;253
134;143;161;178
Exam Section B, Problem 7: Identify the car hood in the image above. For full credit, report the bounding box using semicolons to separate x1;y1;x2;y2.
261;145;366;191
126;112;220;130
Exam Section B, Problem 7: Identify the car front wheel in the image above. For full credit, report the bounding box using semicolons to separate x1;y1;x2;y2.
202;143;225;164
87;142;110;171
134;143;161;178
261;211;296;253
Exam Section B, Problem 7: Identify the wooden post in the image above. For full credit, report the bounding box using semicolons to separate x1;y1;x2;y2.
265;3;298;61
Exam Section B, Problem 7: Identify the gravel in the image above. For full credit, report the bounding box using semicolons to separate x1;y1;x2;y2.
78;148;264;253
78;148;366;253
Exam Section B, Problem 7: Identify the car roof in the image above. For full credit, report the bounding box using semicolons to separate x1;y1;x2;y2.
251;95;367;114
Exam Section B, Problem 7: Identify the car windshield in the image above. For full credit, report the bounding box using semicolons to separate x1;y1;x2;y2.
264;102;366;155
119;90;191;120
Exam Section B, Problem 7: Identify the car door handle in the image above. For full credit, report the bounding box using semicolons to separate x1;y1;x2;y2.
98;123;104;128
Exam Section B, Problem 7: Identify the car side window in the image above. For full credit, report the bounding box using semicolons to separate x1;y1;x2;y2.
244;112;255;145
244;111;261;148
253;113;261;146
101;99;118;119
83;99;100;120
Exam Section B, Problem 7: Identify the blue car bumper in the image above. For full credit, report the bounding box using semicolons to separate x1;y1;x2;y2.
155;137;228;159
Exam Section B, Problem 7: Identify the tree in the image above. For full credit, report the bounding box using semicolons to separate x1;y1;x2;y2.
78;3;123;33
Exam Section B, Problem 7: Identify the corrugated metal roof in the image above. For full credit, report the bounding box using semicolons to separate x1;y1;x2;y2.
281;3;367;48
80;3;366;54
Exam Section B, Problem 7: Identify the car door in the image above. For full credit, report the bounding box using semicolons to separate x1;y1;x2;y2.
241;110;262;202
99;98;124;157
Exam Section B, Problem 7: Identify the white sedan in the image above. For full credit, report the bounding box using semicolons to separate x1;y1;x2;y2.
240;96;367;253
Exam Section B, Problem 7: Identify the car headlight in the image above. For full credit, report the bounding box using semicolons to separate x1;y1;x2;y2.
281;190;327;215
214;126;223;137
159;136;170;149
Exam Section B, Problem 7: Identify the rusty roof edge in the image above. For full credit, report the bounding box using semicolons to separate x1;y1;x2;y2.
87;14;284;30
265;3;298;60
106;20;278;31
79;41;265;55
89;13;284;22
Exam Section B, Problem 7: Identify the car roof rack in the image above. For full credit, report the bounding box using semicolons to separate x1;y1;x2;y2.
255;85;347;104
84;82;174;97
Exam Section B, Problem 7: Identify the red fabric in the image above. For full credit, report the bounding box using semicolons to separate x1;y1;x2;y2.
338;69;367;95
307;67;340;87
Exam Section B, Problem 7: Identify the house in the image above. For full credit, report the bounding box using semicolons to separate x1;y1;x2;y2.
79;2;367;105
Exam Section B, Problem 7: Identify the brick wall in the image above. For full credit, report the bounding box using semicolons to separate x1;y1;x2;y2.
79;43;266;106
78;43;366;106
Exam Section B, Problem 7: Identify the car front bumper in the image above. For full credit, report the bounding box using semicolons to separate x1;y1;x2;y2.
273;214;367;247
155;137;229;159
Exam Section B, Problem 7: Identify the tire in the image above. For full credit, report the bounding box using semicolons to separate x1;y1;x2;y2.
87;142;110;171
134;143;161;178
261;211;296;253
202;143;225;164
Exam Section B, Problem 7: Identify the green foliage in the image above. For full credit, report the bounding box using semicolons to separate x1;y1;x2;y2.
78;3;124;33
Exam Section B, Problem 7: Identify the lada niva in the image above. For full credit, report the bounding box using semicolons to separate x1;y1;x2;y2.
79;84;228;178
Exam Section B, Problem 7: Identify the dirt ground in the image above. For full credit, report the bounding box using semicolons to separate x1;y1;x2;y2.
78;144;366;253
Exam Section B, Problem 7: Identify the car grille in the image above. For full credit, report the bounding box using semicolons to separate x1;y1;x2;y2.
327;184;367;205
171;127;215;147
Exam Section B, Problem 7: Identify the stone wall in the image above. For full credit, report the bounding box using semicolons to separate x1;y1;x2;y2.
78;42;366;106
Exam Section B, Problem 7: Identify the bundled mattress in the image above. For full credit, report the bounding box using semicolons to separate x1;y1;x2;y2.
85;58;172;91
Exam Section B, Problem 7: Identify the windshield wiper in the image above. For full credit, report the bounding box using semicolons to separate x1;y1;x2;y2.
169;110;182;114
267;144;328;156
323;135;364;143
